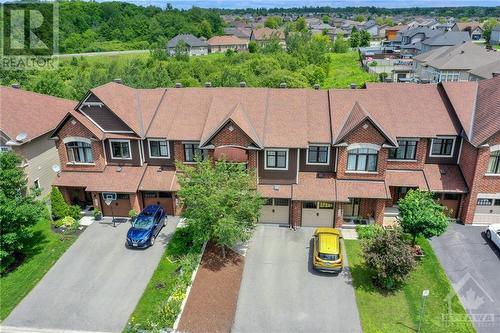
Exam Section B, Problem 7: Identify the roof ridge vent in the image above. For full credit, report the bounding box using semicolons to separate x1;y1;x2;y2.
313;84;320;90
204;82;212;87
350;83;357;89
113;78;123;84
175;83;183;88
279;82;287;88
239;81;246;87
11;83;21;89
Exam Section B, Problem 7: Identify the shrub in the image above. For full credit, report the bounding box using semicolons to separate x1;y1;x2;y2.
362;228;416;290
50;187;69;220
53;216;77;229
166;226;196;259
356;224;383;240
93;208;102;219
68;205;81;221
128;209;138;219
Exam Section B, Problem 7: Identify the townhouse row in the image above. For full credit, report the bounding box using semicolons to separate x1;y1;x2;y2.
48;77;500;227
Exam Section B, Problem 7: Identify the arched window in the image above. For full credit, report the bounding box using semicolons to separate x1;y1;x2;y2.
67;141;93;163
347;148;378;172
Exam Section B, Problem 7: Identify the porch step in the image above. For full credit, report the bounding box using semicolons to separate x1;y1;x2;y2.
341;224;357;230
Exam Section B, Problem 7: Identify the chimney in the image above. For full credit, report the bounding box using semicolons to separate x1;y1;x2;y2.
239;81;246;87
113;78;123;84
11;83;20;89
493;72;500;77
313;84;320;90
175;82;183;88
279;82;287;88
350;83;357;89
204;82;212;88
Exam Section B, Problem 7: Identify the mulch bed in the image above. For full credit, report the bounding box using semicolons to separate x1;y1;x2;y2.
177;242;245;333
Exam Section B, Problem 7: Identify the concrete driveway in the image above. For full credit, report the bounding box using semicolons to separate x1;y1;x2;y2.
232;225;362;333
431;223;500;333
3;217;179;333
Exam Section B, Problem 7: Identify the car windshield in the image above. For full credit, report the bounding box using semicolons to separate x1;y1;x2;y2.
132;212;154;230
319;253;338;261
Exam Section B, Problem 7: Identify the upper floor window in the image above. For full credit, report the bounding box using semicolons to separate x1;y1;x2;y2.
307;145;330;165
184;143;206;162
110;140;131;159
487;151;500;174
430;137;455;157
0;146;11;153
67;141;93;163
148;139;170;159
439;71;460;82
265;149;288;170
388;140;417;160
347;148;378;172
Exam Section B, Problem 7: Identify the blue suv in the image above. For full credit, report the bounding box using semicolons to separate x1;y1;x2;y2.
126;205;166;248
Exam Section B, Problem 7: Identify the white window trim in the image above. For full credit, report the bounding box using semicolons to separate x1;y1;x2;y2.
63;137;92;145
264;148;289;170
182;141;205;163
306;144;330;165
109;139;132;160
490;145;500;152
346;143;381;151
147;139;170;159
429;137;456;158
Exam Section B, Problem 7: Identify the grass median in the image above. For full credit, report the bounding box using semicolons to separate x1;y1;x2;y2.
345;238;475;333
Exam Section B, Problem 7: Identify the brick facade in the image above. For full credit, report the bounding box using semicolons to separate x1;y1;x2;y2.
460;132;500;224
55;116;105;172
336;121;388;181
290;201;302;228
209;121;254;148
386;138;427;170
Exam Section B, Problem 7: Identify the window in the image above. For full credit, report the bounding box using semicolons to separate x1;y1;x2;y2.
444;193;460;200
303;201;317;209
477;198;493;206
110;140;131;159
487;151;500;174
265;149;288;169
274;198;290;206
318;202;334;209
494;199;500;206
183;143;206;162
347;148;378;172
143;192;156;199
67;141;93;163
430;138;455;157
117;193;130;200
264;198;273;205
0;146;10;153
388;140;417;160
148;139;169;158
307;145;329;164
33;179;40;189
439;71;460;82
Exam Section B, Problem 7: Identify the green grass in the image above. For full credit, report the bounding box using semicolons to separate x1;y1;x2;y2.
0;219;77;320
345;239;475;333
127;227;201;330
323;51;378;88
492;45;500;50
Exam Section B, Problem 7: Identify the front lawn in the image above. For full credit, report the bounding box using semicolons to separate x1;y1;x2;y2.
345;238;475;333
126;226;202;332
0;218;77;320
323;51;378;88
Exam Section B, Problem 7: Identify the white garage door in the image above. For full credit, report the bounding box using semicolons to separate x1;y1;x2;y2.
473;197;500;224
259;198;290;224
302;201;335;227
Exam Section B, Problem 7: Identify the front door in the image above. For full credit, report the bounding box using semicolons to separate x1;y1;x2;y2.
343;198;360;217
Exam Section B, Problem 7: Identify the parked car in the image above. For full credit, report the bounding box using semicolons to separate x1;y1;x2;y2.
126;205;166;248
312;228;343;273
485;224;500;250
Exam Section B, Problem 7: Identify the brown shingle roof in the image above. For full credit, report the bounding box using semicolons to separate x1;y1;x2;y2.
0;86;76;143
207;35;247;46
257;184;292;198
292;173;336;202
54;166;146;193
251;28;285;41
336;180;390;202
385;169;428;190
469;75;500;146
331;84;461;140
139;166;179;192
423;164;467;193
442;81;478;139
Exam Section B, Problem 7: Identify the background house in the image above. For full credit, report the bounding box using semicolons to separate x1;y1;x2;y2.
167;34;208;56
490;24;500;45
208;35;248;53
0;85;75;198
451;21;484;41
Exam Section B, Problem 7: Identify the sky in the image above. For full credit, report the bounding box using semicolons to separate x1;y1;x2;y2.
118;0;500;9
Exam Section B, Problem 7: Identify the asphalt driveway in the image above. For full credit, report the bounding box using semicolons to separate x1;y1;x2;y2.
3;217;179;333
431;223;500;333
232;225;362;333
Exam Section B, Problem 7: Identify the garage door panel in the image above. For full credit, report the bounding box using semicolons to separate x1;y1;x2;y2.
259;198;289;224
100;194;131;217
301;202;335;227
142;191;175;215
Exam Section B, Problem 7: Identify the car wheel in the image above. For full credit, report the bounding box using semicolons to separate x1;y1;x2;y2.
150;236;155;246
486;230;491;240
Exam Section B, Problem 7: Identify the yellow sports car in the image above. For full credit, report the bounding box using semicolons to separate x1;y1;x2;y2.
312;228;343;273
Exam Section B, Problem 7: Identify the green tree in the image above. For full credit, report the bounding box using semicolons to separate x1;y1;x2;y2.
332;34;349;53
359;30;371;47
362;228;416;290
176;159;263;257
350;31;361;47
294;17;307;32
439;16;446;24
248;40;258;53
50;187;69;220
264;16;283;29
0;152;45;272
355;15;366;22
483;18;499;43
398;190;449;245
199;19;213;38
322;15;330;24
173;40;189;61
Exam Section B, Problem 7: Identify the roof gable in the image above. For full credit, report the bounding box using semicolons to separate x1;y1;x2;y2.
334;102;397;146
